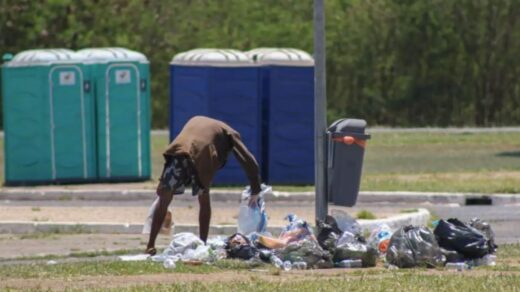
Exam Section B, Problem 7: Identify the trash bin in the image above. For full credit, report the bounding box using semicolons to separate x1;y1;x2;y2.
1;49;97;185
170;49;262;185
77;47;151;181
327;119;370;206
246;48;314;184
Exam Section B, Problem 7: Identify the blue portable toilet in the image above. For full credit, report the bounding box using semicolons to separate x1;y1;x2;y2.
247;48;315;184
170;49;262;185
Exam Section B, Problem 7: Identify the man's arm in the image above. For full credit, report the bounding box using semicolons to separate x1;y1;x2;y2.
230;132;262;195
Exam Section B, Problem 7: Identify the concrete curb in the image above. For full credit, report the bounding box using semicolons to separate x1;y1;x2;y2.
1;188;519;205
0;208;430;235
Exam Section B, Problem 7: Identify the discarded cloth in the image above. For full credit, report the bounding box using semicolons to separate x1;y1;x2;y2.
386;225;445;268
257;214;315;249
225;233;257;260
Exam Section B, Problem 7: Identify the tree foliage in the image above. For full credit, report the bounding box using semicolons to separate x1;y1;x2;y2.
1;0;519;127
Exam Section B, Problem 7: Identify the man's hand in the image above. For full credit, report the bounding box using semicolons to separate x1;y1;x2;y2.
248;194;259;208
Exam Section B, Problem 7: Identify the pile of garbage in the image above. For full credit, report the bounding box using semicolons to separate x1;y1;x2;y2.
125;186;498;271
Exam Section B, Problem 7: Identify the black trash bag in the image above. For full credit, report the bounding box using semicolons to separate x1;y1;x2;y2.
225;233;257;260
333;231;378;267
434;218;490;259
469;218;497;254
276;239;334;269
386;225;445;268
440;247;465;263
316;215;343;252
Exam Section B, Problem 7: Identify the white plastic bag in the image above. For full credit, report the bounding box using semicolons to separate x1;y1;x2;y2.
142;198;173;235
237;184;271;235
163;232;204;256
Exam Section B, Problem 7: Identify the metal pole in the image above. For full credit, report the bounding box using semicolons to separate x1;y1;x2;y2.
314;0;328;222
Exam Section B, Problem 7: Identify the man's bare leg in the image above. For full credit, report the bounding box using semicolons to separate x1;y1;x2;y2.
146;189;173;255
198;190;211;243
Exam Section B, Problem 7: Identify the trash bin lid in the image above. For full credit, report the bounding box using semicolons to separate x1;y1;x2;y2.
170;49;252;66
4;49;86;67
77;47;148;63
246;48;314;66
328;119;370;139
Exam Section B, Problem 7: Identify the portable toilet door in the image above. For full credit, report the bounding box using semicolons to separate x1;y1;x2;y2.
247;48;315;184
77;48;151;181
1;49;96;185
170;49;262;185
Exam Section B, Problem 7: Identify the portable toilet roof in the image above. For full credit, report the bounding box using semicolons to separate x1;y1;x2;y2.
171;49;253;66
246;48;314;66
4;49;86;67
77;47;148;63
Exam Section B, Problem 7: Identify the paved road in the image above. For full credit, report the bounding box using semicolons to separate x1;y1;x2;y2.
1;199;518;244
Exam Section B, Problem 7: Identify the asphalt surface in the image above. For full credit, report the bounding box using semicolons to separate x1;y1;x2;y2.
1;199;518;244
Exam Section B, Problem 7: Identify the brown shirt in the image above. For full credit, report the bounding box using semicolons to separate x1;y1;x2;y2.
164;116;261;194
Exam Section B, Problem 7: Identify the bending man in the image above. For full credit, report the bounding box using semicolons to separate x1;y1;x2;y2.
146;116;261;255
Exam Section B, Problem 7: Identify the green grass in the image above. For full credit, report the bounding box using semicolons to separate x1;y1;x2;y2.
3;131;520;193
1;245;519;291
356;210;377;219
110;274;519;292
0;259;265;279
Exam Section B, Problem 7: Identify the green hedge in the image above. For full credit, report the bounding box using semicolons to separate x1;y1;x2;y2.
1;0;518;128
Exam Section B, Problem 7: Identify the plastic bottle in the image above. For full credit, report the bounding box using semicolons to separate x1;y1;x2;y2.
335;259;363;268
445;262;468;271
283;261;293;271
293;261;308;270
468;254;497;267
163;258;177;269
270;255;284;269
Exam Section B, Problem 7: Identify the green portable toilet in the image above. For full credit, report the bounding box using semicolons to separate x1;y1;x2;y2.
77;48;151;181
1;49;97;185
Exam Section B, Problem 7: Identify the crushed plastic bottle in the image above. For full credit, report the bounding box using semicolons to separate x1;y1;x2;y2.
445;262;469;271
270;255;284;269
468;254;497;267
283;261;292;271
335;259;363;268
368;224;393;254
163;258;177;269
293;261;308;270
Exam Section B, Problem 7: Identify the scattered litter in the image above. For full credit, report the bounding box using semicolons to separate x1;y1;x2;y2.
119;254;150;261
434;218;491;259
237;184;271;235
163;258;176;269
335;259;363;268
445;262;469;271
386;225;445;268
257;214;315;249
137;198;499;272
367;224;393;255
331;209;362;235
225;233;257;260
